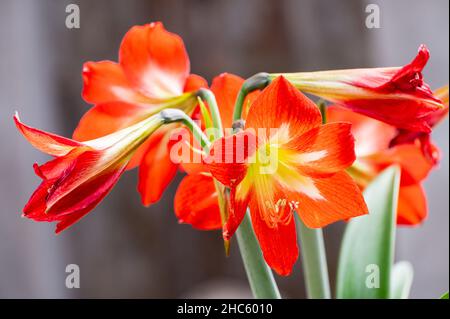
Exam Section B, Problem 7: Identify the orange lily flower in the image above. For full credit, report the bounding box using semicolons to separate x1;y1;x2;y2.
205;77;368;275
327;105;440;225
15;112;164;233
276;45;444;132
173;73;259;230
72;22;207;206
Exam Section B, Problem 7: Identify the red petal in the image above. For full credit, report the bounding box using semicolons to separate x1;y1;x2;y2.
206;130;257;187
295;171;368;228
82;61;150;104
55;165;126;233
119;22;189;98
246;76;322;139
14;114;82;156
327;106;397;157
249;195;299;276
23;155;126;233
138;133;178;205
288;123;356;176
174;174;221;230
183;74;208;93
397;183;428;226
223;184;251;240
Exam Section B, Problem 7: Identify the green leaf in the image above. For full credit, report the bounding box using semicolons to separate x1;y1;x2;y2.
390;261;414;299
336;166;400;299
440;292;449;299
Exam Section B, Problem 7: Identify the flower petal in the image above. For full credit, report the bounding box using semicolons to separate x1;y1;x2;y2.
397;183;428;226
295;171;368;228
362;144;433;185
245;76;322;139
174;174;222;230
287;122;356;176
210;73;245;129
183;73;208;93
23;155;127;233
82;61;151;104
138;133;178;206
223;184;251;240
72;102;151;141
206;130;257;188
119;22;189;98
327;106;397;157
249;194;299;276
14;114;82;157
72;102;154;170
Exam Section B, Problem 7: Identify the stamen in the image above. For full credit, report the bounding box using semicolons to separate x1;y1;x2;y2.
261;197;295;228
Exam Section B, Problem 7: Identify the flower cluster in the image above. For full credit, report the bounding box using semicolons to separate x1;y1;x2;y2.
16;22;448;276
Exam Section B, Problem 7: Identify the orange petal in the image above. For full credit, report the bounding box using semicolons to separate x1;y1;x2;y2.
327;106;397;157
82;61;150;104
183;73;208;93
210;73;245;128
72;102;150;141
246;76;322;139
249;195;299;276
363;144;433;185
174;174;221;230
397;183;428;226
14;113;82;156
119;22;189;98
295;171;368;228
289;122;356;176
138;133;178;206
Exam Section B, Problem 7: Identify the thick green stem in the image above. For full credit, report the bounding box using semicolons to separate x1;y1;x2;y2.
160;109;210;150
236;211;281;299
232;72;270;122
296;216;331;299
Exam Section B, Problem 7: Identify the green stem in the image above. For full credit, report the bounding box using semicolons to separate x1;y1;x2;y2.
197;88;223;138
296;215;331;299
232;72;270;122
160;109;210;150
231;73;280;299
236;211;281;299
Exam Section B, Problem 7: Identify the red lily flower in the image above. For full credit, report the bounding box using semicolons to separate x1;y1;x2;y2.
276;45;444;132
389;85;449;165
174;73;259;230
327;106;437;225
15;113;164;233
72;22;207;206
204;77;368;275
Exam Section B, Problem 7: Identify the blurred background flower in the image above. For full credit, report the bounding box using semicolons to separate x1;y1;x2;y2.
0;0;448;298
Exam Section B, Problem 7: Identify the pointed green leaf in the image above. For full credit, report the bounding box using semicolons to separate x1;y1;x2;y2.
440;292;449;299
336;166;400;299
390;261;414;299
